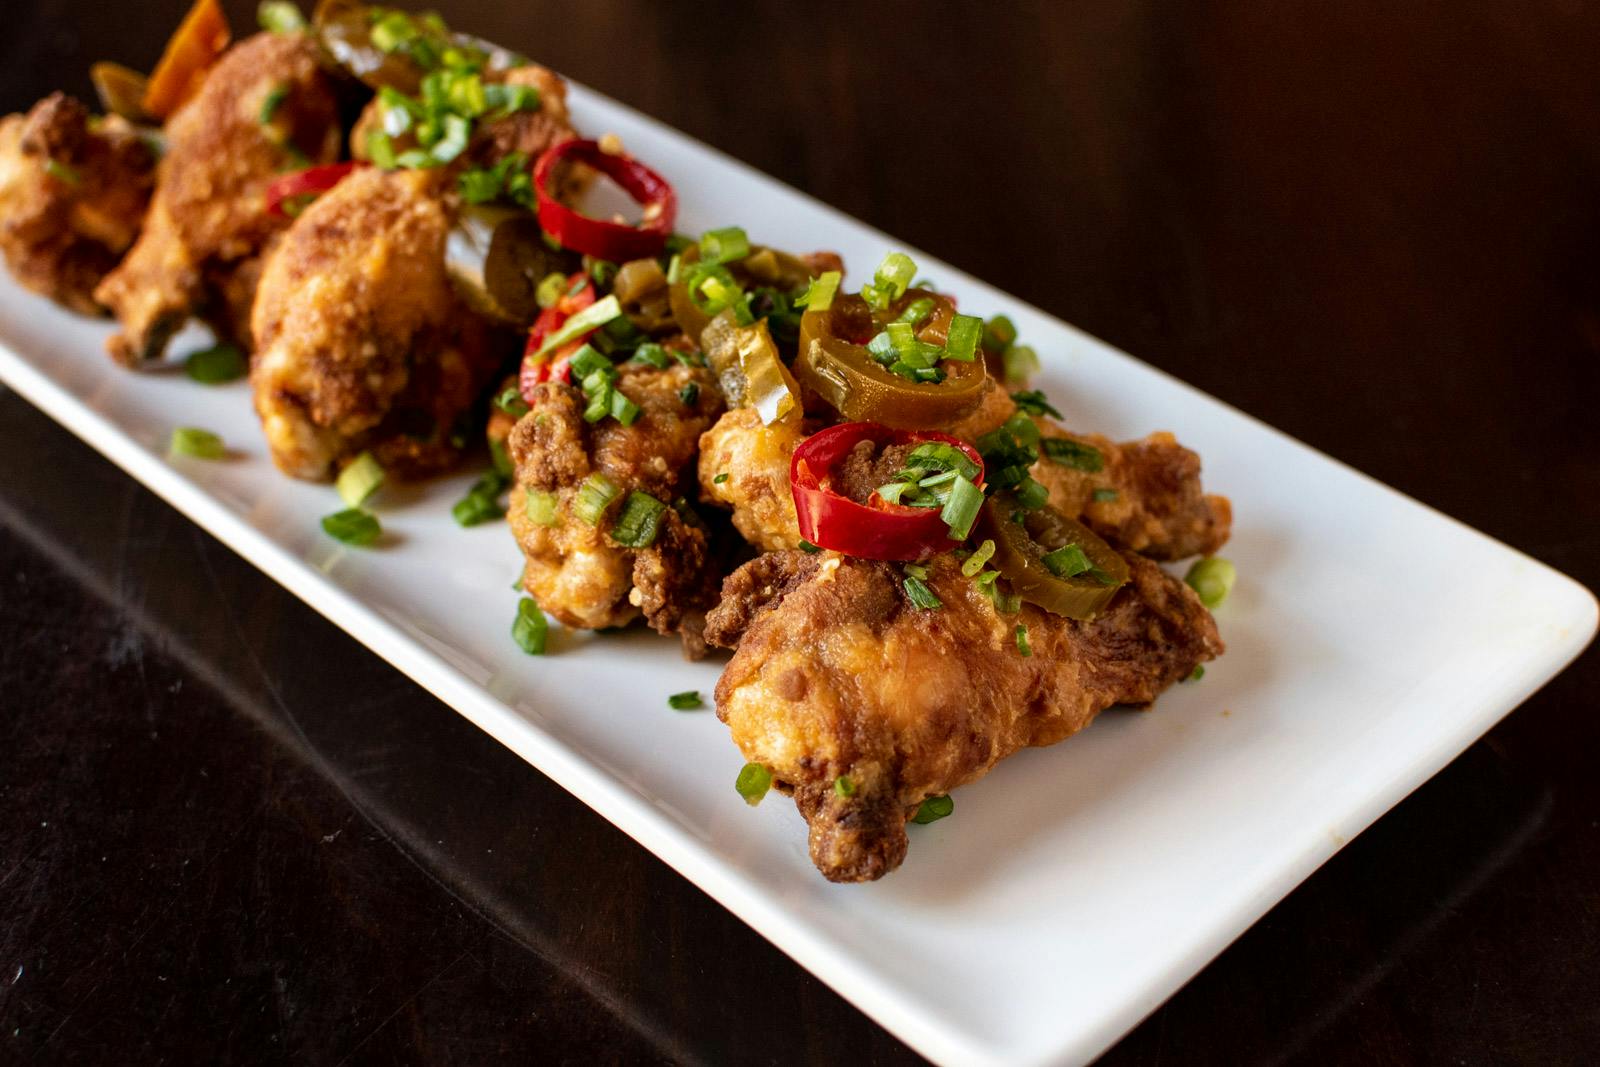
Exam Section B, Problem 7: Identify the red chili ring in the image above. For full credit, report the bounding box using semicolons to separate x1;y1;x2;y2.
532;139;677;261
790;422;986;562
264;161;365;218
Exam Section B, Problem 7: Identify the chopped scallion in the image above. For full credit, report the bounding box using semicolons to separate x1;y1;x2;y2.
961;539;996;577
678;382;700;407
573;472;621;526
1184;557;1236;609
1003;344;1040;383
169;427;225;459
533;295;622;357
535;272;567;309
1015;623;1033;657
912;795;954;824
321;507;381;546
495;387;530;418
834;775;856;797
1092;488;1119;503
795;270;841;311
667;690;703;710
335;451;385;507
797;539;821;553
1041;437;1104;472
941;474;983;541
735;762;772;806
183;342;247;384
257;1;307;32
712;472;730;485
630;342;670;369
699;225;750;265
609;491;667;548
512;596;548;654
259;84;289;125
1010;389;1062;419
944;313;982;362
524;489;559;525
904;576;942;610
1188;664;1206;682
1041;543;1092;579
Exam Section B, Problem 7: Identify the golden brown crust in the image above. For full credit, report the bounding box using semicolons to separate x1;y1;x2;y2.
94;31;341;364
697;407;806;552
507;361;726;651
0;93;155;314
250;166;505;480
1032;422;1232;559
707;551;1222;881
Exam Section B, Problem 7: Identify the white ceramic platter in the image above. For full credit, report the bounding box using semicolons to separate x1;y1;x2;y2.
0;82;1593;1067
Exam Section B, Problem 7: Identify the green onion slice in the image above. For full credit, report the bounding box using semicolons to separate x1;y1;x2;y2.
609;491;667;548
941;474;984;541
912;795;954;824
961;538;996;577
574;472;621;526
512;596;548;654
1184;557;1236;609
735;762;772;806
667;690;703;710
795;270;841;311
1015;623;1033;657
183;343;247;384
169;427;225;459
321;507;381;546
336;451;385;507
1041;437;1104;472
834;775;856;797
524;489;559;526
699;226;750;265
904;576;943;610
532;295;622;358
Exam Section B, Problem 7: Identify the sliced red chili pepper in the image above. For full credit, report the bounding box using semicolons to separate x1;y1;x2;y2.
790;422;986;561
518;274;597;398
265;161;364;218
532;139;676;261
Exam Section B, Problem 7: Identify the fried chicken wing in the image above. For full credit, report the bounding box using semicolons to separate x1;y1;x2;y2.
250;165;507;480
507;361;726;653
705;550;1221;882
94;31;340;364
1032;423;1232;560
0;93;156;314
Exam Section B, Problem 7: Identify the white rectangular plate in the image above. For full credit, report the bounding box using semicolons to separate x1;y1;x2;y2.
1;82;1594;1067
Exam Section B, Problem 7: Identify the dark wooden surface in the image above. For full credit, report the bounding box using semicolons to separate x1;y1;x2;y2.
3;1;1598;1063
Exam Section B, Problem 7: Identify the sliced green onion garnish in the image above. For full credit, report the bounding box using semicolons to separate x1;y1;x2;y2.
183;342;247;384
944;313;982;362
912;795;954;824
735;762;772;806
495;387;530;418
609;491;667;548
169;427;225;459
983;315;1018;352
1041;437;1104;472
961;538;996;577
1041;543;1092;579
452;473;507;526
941;475;983;541
667;690;703;710
1003;344;1040;383
1015;623;1033;657
1185;557;1236;609
699;226;750;265
1003;412;1041;447
903;563;929;580
1010;389;1061;418
895;297;937;328
568;344;611;381
609;389;640;427
524;489;559;525
512;596;548;654
906;442;981;482
1092;488;1119;502
321;507;381;546
631;343;670;369
258;0;307;32
366;129;398;170
535;272;567;309
797;539;821;553
533;295;622;358
574;472;621;526
834;775;856;797
712;472;730;485
586;258;618;288
863;252;917;310
490;436;513;478
1013;477;1049;511
336;451;385;507
1188;664;1205;682
429;113;470;163
904;576;942;610
796;270;841;311
678;382;700;407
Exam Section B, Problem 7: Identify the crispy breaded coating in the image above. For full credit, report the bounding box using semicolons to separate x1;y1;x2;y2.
507;361;725;653
250;166;505;480
705;551;1222;882
0;93;155;314
1032;423;1232;560
94;31;340;364
697;407;806;552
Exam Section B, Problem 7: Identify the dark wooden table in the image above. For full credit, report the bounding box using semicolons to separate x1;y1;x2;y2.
4;2;1597;1063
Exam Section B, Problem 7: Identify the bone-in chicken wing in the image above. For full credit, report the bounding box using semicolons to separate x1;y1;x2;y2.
705;550;1221;881
0;93;156;314
94;31;340;364
251;166;507;480
507;361;725;653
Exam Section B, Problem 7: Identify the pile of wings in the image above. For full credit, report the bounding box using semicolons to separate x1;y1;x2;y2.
0;0;1233;882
